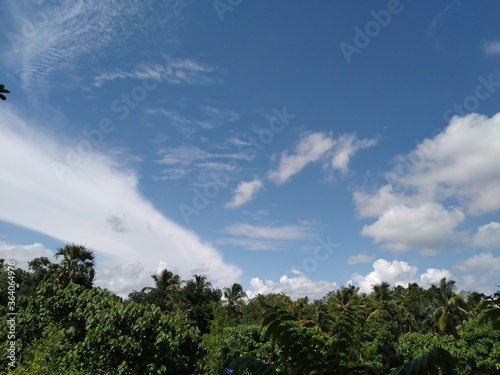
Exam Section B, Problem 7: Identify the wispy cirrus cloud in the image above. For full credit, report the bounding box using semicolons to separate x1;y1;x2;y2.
145;103;238;137
94;57;220;87
157;145;249;166
217;222;316;250
1;1;189;96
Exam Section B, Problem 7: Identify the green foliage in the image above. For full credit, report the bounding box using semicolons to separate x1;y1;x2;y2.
234;308;456;375
389;347;454;375
223;283;248;324
12;282;201;374
201;324;270;375
2;248;498;374
6;324;90;375
431;278;470;336
52;244;95;288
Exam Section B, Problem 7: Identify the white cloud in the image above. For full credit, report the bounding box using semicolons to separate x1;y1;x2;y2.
353;185;418;218
95;263;155;298
453;253;500;294
246;269;337;301
223;223;315;241
0;107;241;294
454;252;500;273
152;168;187;181
157;146;248;166
355;113;500;252
268;132;335;184
419;248;439;257
3;1;187;95
352;259;454;294
351;256;497;295
347;253;375;265
201;105;240;123
392;113;500;215
94;58;219;87
218;222;316;250
225;179;264;209
472;222;500;249
418;268;454;289
360;203;464;252
0;242;55;270
330;134;377;173
352;259;418;293
483;40;500;56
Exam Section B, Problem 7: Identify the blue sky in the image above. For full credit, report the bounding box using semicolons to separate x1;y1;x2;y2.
1;0;499;299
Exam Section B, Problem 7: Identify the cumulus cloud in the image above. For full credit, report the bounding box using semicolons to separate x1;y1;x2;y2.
246;269;337;301
418;268;454;289
225;179;264;209
360;203;464;252
347;253;375;265
355;113;500;251
0;241;55;270
268;132;335;184
472;222;500;249
0;107;241;294
352;259;453;294
392;113;500;215
352;259;418;293
94;263;156;298
353;185;419;219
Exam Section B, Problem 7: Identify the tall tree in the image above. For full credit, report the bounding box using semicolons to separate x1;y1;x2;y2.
182;274;222;334
223;283;247;323
149;269;184;311
432;278;470;336
53;244;95;288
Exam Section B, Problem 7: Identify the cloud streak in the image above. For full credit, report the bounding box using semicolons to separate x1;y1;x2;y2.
0;107;241;293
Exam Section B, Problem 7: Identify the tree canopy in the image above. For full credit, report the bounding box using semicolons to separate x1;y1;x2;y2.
1;243;499;374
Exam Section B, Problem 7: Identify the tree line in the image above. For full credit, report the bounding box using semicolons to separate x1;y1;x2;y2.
1;243;499;374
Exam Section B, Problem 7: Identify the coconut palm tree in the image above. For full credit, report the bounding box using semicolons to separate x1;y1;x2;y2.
222;283;247;322
149;269;184;311
327;285;362;313
182;275;222;333
54;244;95;288
366;281;392;321
431;278;470;336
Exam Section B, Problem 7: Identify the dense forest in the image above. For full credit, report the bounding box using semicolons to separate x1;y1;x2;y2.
1;244;499;374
